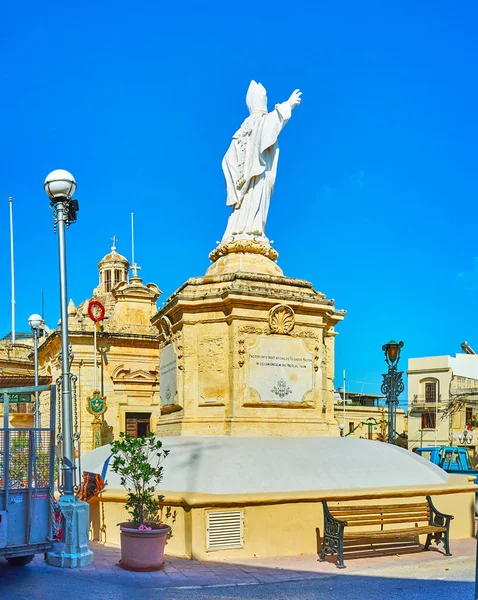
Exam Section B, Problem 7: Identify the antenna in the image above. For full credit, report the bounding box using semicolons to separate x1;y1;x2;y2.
42;290;45;321
9;197;15;343
130;212;141;278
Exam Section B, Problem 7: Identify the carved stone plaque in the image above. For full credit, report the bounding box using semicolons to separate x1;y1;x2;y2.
248;337;313;403
160;343;177;406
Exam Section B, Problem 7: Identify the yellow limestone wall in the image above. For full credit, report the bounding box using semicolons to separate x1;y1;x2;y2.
89;477;476;559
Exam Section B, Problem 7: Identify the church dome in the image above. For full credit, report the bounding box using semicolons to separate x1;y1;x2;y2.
98;248;129;268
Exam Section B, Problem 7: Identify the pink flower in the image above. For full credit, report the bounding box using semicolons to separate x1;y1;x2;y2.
138;524;152;531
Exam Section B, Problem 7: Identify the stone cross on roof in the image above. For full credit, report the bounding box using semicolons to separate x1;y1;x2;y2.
111;235;117;250
130;263;142;277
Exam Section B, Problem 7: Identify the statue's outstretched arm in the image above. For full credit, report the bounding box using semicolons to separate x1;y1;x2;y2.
287;89;302;109
260;90;302;153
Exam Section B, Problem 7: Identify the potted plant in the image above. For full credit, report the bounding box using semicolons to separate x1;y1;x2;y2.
110;431;170;571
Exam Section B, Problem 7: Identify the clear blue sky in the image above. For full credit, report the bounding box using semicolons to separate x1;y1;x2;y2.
1;1;477;405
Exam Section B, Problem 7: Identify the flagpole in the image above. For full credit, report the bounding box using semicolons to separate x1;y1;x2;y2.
131;212;135;270
343;369;346;430
9;197;15;343
130;212;141;278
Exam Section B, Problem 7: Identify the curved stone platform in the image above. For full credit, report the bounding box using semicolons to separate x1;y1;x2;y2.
83;436;448;494
83;437;475;560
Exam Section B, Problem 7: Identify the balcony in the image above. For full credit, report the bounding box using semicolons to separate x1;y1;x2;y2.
410;394;446;409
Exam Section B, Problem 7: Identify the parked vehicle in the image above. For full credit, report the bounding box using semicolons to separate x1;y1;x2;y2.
414;446;478;479
414;445;478;514
0;385;56;566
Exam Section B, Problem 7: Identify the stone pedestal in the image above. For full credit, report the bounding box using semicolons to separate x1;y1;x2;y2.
46;495;94;568
152;242;345;437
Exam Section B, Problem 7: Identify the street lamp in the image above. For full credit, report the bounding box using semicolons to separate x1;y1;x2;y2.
381;340;404;445
44;169;92;568
459;430;473;446
28;313;44;430
339;423;345;437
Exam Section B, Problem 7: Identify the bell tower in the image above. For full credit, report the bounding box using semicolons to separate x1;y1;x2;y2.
97;237;130;294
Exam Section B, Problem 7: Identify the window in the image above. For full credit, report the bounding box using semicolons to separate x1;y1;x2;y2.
114;269;122;287
425;382;437;404
466;407;473;425
421;413;436;429
349;422;354;434
104;270;112;292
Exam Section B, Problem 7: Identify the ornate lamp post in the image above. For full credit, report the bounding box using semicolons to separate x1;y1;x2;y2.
459;429;473;447
28;313;44;430
381;340;404;445
44;169;93;568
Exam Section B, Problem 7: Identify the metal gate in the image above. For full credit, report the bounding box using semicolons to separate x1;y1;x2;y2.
0;385;56;559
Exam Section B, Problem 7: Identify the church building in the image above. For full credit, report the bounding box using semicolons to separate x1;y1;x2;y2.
37;242;161;451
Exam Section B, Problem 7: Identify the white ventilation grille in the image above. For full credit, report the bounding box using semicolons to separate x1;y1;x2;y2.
206;510;244;550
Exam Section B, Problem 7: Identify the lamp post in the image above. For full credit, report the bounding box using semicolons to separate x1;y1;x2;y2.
381;340;404;445
28;313;44;430
44;169;93;568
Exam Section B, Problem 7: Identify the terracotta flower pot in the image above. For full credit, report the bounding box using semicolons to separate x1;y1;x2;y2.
118;523;171;571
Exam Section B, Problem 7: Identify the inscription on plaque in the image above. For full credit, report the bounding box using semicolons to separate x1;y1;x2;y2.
160;343;177;406
248;337;313;403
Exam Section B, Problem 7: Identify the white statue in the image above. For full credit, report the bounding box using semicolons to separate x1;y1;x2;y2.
221;81;302;244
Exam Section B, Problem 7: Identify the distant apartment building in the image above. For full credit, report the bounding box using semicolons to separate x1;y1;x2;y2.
407;350;478;460
334;389;407;445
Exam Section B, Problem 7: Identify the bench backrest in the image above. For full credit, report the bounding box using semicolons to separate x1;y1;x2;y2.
328;502;430;528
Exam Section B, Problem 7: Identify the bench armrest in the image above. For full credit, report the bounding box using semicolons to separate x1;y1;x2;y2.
426;495;454;527
322;499;348;528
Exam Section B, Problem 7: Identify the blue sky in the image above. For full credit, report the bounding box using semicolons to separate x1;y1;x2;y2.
1;1;477;405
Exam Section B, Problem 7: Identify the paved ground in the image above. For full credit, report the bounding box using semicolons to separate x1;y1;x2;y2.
0;538;476;599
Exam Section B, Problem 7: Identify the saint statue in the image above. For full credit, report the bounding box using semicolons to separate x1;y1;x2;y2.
221;81;302;244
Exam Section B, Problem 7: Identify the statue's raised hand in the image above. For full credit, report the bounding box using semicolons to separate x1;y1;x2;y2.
288;89;302;109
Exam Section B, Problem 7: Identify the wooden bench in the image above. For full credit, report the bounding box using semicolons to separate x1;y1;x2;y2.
320;496;453;568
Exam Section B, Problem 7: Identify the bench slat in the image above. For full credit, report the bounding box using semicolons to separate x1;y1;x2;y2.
344;525;446;540
329;504;429;515
341;516;430;527
335;511;429;521
331;510;429;519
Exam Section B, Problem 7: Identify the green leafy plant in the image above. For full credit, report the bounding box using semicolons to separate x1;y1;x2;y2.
110;432;169;528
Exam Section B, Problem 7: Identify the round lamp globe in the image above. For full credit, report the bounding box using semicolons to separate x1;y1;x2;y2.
44;169;76;201
28;314;43;330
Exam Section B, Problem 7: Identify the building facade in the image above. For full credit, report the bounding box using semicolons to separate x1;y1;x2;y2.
36;243;162;451
334;389;407;445
408;352;478;459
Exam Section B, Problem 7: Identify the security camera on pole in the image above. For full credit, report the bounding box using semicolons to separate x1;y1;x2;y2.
44;169;93;568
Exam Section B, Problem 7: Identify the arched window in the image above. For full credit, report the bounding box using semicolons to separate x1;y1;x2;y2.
105;270;112;292
420;377;439;404
114;269;122;287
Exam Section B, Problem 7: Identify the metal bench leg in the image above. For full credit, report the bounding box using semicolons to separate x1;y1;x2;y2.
319;537;328;562
337;537;346;569
444;529;452;556
423;534;432;550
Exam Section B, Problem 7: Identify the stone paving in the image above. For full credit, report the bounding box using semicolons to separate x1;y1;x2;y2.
11;537;475;590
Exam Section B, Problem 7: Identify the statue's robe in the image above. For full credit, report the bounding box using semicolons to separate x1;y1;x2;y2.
221;101;291;243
